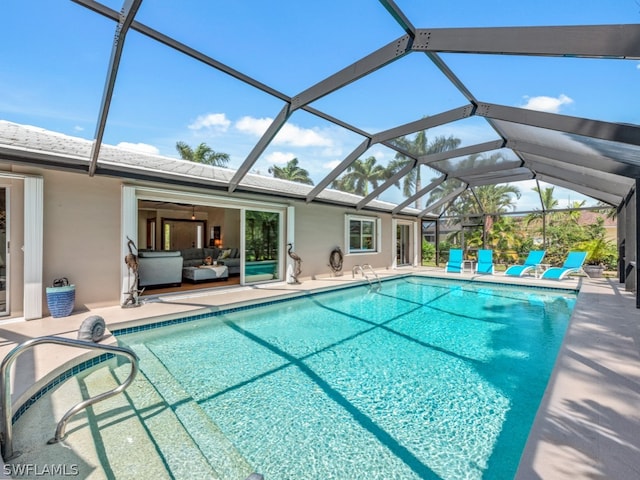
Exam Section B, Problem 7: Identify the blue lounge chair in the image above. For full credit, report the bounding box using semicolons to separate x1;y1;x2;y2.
540;251;587;280
504;250;546;277
445;249;463;273
475;249;494;274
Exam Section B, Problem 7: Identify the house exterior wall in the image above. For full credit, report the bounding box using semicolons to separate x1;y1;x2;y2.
2;166;406;319
292;201;396;278
41;169;122;310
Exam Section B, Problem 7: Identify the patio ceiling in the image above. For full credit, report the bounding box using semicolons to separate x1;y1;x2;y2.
4;1;640;219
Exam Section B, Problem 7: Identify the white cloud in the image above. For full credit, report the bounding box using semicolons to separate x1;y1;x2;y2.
277;123;333;147
520;94;573;113
322;159;341;169
235;116;333;147
235;116;272;136
321;146;344;157
265;151;296;164
188;113;231;131
73;125;84;132
370;149;387;161
116;142;160;155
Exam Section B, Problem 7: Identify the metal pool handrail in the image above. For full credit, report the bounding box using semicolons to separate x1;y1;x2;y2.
361;264;382;290
0;335;138;460
352;264;382;290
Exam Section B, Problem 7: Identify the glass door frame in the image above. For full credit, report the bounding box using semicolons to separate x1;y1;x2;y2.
125;185;289;300
241;207;285;285
392;219;417;268
396;223;411;266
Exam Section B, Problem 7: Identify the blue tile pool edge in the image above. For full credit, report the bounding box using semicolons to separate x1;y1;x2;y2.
11;353;115;425
111;275;578;337
12;274;578;425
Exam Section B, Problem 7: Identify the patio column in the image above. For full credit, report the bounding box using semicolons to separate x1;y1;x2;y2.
617;200;625;284
24;176;44;320
625;178;640;308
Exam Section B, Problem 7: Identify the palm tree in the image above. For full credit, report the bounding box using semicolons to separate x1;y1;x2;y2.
466;215;522;263
387;132;461;209
525;186;558;248
472;184;521;248
565;199;586;223
331;156;387;196
175;141;230;167
268;158;314;185
423;152;503;217
526;186;558;225
596;201;617;219
432;180;520;251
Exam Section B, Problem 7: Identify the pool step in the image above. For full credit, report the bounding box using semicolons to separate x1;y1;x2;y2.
120;345;256;480
83;361;221;480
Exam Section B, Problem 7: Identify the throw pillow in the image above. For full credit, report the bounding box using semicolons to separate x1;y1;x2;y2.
219;249;232;260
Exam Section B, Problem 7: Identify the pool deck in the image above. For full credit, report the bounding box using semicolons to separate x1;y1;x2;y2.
1;267;639;478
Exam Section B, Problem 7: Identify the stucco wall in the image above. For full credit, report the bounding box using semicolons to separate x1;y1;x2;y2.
4;165;411;318
42;170;122;311
291;201;395;279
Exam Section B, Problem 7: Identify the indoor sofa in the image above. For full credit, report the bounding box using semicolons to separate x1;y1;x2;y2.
180;247;241;275
137;250;183;288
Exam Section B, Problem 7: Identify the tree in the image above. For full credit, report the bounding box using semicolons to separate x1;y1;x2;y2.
425;152;505;217
425;152;519;249
452;184;521;252
387;132;461;209
175;141;230;167
525;186;559;248
268;158;314;185
473;184;521;239
246;210;279;261
331;156;387;196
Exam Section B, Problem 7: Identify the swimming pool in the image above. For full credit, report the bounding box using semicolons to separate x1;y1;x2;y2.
116;276;576;479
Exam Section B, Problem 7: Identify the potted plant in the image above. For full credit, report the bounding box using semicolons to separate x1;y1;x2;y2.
579;237;616;278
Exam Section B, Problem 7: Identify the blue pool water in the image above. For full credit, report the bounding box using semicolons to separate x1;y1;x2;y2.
245;260;277;275
117;277;576;479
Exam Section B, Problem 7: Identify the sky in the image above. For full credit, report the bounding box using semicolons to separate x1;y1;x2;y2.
2;0;639;212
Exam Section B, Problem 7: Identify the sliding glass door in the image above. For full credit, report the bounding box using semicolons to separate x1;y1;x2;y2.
396;223;412;266
244;210;281;283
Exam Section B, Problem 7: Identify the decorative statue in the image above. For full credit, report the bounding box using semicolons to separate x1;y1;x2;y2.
77;315;106;342
287;243;302;284
122;236;143;307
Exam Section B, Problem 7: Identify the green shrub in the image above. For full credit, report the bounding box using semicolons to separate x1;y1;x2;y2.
422;240;435;263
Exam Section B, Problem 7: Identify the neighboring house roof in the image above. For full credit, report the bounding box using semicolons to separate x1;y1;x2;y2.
577;211;616;228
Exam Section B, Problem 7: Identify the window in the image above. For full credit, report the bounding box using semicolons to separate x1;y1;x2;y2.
347;215;379;253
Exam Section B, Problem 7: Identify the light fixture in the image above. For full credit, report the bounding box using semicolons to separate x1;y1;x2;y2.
191;205;196;220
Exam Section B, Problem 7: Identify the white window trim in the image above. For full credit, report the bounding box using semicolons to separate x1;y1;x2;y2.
345;214;381;255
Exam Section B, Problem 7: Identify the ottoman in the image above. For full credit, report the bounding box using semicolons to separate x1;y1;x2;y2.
182;265;229;283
